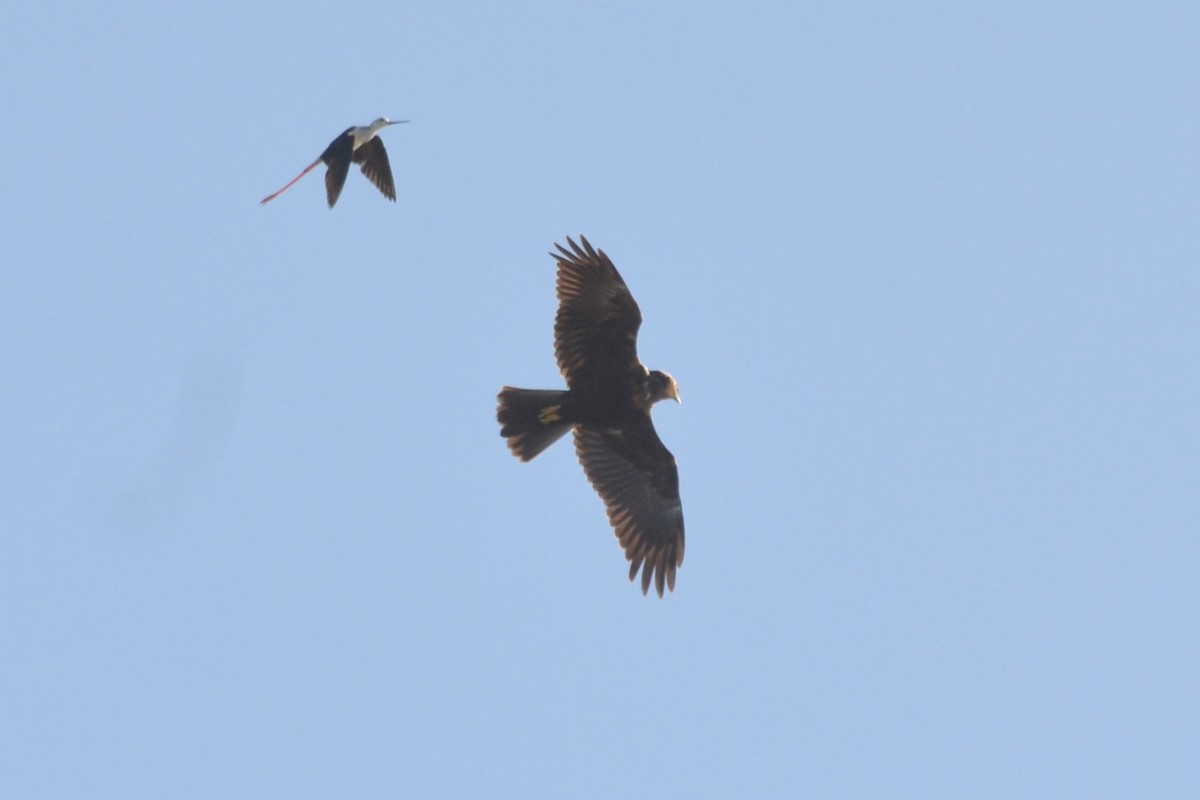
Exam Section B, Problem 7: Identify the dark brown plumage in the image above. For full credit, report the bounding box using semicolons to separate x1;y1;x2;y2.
497;236;684;596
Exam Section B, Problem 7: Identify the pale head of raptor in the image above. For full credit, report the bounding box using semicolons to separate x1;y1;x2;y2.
647;370;681;405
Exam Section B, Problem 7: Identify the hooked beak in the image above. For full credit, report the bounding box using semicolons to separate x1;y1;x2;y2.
670;383;682;404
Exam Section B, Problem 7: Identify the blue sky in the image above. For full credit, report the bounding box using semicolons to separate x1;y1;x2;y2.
2;2;1197;797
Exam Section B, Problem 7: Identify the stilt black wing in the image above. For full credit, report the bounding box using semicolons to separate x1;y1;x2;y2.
353;137;397;201
320;132;354;208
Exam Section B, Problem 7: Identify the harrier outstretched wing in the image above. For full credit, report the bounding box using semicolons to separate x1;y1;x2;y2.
552;236;643;390
574;419;685;597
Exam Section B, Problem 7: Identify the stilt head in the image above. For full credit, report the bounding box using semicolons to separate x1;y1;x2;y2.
359;117;409;140
370;117;409;131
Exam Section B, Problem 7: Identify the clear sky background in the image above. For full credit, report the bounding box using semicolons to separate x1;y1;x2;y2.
2;2;1197;797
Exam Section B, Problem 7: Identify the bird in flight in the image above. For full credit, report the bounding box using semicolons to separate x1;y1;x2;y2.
260;118;407;208
497;236;684;596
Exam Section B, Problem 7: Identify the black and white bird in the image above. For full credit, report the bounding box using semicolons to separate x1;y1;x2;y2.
260;118;407;208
